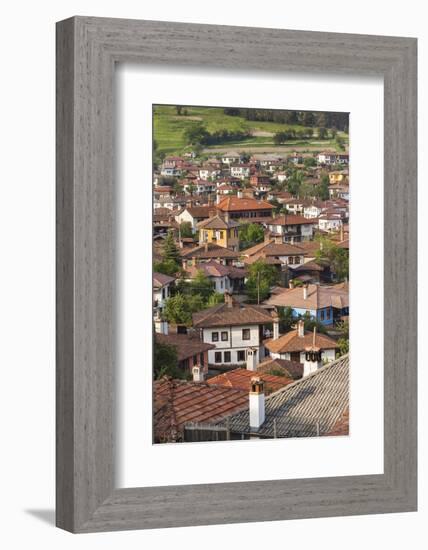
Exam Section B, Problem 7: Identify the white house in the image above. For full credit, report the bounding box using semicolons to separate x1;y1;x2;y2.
221;153;241;165
318;214;343;232
264;321;338;366
175;206;212;232
230;164;251;179
153;272;176;319
192;294;277;367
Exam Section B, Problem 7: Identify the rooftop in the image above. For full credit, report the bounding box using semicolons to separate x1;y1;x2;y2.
207;368;293;394
154;377;248;443
197;214;240;230
217;196;273;212
256;357;304;380
264;327;339;354
193;300;275;328
155;333;215;362
153;272;176;288
265;283;349;310
181;242;240;260
212;354;349;438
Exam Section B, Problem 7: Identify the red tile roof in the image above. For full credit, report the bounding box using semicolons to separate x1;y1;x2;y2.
265;328;338;354
193;301;274;328
153;272;176;288
155;333;215;361
207;368;293;394
265;283;349;310
217;196;273;212
257;357;304;380
154;378;248;442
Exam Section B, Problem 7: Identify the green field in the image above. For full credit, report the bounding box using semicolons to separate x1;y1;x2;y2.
153;105;349;156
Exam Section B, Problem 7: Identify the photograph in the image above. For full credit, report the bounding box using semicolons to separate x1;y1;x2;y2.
152;104;350;443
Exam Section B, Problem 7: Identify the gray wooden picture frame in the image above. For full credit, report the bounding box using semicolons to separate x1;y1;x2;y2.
56;16;417;533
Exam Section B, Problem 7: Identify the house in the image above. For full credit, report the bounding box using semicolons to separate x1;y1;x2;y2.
251;154;282;167
230;164;251;179
250;174;271;187
160;166;182;177
192;179;217;195
192;293;278;367
264;320;338;364
318;213;343;232
266;214;314;242
329;170;348;184
216;183;235;195
154;377;248;443
221;152;241;165
283;198;310;215
180;242;240;267
265;282;349;325
175;206;212;232
162;156;187;169
288;152;304;165
303;202;324;219
199;166;221;181
242;238;307;268
185;260;247;294
153;272;176;320
317;151;349;165
207;368;293;394
329;183;350;200
275;172;288;184
155;333;215;375
216;196;273;220
197;214;240;251
203;354;349;439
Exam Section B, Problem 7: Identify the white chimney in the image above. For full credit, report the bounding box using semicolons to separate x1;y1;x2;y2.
249;377;265;429
303;285;308;300
289;279;295;289
297;319;305;338
192;365;204;382
272;312;280;340
303;327;322;377
246;347;258;371
237;190;243;199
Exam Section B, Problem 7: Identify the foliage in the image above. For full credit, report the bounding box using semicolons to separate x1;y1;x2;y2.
153;341;185;380
336;134;345;150
245;259;278;304
336;319;349;356
316;173;330;201
153;258;180;277
239;222;265;249
163;292;205;325
163;230;180;264
303;156;317;168
179;221;193;238
206;292;224;307
315;238;349;281
318;127;328;139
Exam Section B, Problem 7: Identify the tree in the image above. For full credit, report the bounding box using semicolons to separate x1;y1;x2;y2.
163;230;180;264
315;237;349;281
336;319;349;356
184;123;209;146
336;134;345;150
317;173;330;201
189;270;215;302
318;127;328;139
175;105;183;116
163;293;193;325
179;221;193;238
153;341;185;380
153;258;180;277
239;222;265;249
245;259;278;304
304;156;317;168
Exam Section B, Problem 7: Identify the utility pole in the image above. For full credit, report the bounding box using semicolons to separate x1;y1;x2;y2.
257;269;260;305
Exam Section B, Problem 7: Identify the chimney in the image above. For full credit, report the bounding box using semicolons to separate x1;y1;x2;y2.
237;190;243;199
272;311;280;340
224;291;233;308
249;377;265;430
246;347;258;371
208;209;216;218
204;242;208;253
340;225;344;242
303;327;322;377
303;284;308;300
216;192;221;205
192;364;204;382
289;279;295;289
273;233;282;244
297;319;305;338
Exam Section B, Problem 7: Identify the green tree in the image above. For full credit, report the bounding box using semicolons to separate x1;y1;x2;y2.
163;293;193;325
153;258;180;277
336;319;349;356
336;134;345;150
184;123;209;146
318;127;328;139
153;341;185;380
315;238;349;281
239;222;265;249
163;230;180;264
303;156;317;168
317;173;330;200
179;221;193;238
245;259;278;304
189;270;215;302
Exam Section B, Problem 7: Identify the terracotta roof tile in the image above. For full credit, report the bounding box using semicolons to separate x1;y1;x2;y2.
207;368;293;394
217;196;273;212
193;301;274;328
155;333;215;362
264;328;338;354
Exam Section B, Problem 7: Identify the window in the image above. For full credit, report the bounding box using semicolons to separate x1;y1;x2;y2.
326;308;331;319
200;352;204;366
224;351;231;363
237;350;246;362
214;352;222;364
294;256;301;264
221;331;228;341
162;288;166;299
193;355;198;365
320;310;325;320
220;280;223;289
288;256;294;265
242;328;251;340
212;332;219;342
219;231;224;240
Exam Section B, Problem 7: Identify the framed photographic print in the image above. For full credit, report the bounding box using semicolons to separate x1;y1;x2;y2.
56;16;417;532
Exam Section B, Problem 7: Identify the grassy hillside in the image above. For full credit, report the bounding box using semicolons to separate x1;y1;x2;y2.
153;105;349;156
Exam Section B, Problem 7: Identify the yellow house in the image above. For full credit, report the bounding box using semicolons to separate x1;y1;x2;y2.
197;215;240;251
328;171;348;184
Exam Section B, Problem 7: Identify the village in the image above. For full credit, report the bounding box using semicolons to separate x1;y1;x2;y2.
152;107;350;444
